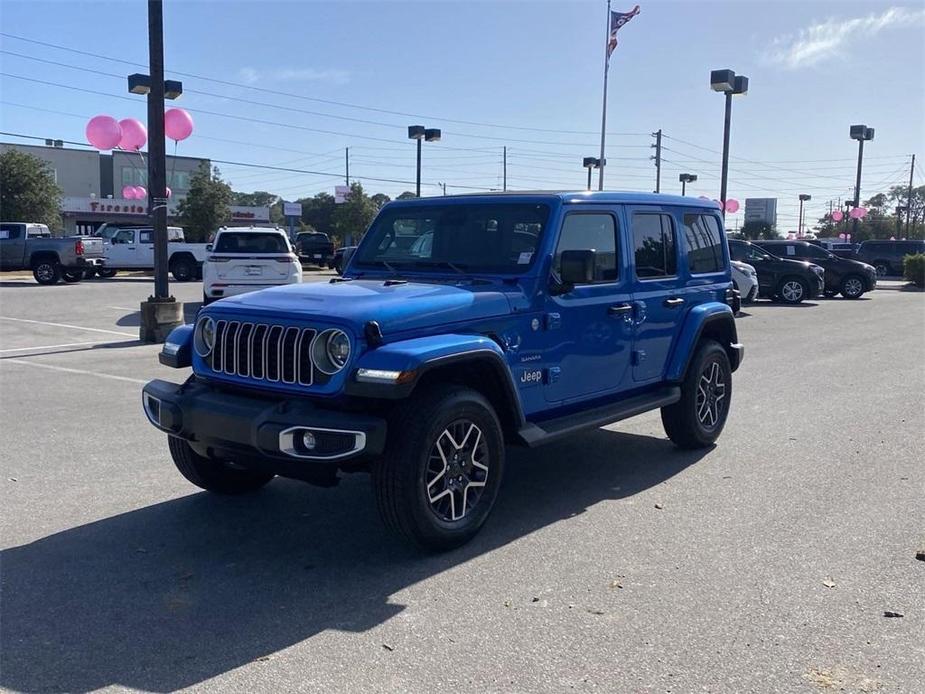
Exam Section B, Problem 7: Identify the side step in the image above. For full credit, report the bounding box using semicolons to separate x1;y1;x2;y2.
516;386;681;448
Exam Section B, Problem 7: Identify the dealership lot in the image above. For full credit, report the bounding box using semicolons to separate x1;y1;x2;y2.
1;277;923;693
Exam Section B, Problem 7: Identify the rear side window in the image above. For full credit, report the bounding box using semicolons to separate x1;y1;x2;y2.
554;213;618;283
0;223;23;240
214;232;289;254
682;214;724;274
633;213;676;278
139;231;153;243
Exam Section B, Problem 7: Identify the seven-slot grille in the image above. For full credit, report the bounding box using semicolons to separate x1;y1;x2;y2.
210;320;316;385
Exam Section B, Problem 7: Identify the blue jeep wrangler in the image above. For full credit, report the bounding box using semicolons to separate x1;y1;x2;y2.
143;192;743;550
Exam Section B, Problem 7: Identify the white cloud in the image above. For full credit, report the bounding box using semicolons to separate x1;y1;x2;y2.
765;6;925;69
236;66;350;86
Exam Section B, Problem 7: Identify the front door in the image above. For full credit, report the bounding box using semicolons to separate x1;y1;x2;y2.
542;208;635;403
106;229;138;268
628;207;684;383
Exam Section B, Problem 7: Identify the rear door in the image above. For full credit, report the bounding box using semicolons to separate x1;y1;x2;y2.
137;230;156;267
0;224;26;269
628;206;684;383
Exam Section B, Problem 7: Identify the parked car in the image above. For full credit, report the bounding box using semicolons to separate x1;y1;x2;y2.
332;245;357;275
202;226;302;305
854;239;925;277
753;240;877;299
295;232;334;267
144;192;743;550
728;239;825;304
0;222;104;284
730;260;758;304
807;239;858;259
95;225;206;281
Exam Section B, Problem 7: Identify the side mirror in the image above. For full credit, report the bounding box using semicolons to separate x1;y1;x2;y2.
205;243;213;252
556;249;596;292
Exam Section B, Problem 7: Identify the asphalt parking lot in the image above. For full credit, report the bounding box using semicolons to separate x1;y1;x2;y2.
1;274;922;693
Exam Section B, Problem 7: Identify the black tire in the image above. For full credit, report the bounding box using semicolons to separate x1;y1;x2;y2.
83;268;97;279
662;339;732;449
170;256;195;282
840;275;865;299
777;276;808;304
61;269;83;283
97;268;117;278
32;260;61;285
874;262;890;278
334;259;344;275
373;385;505;551
167;436;274;494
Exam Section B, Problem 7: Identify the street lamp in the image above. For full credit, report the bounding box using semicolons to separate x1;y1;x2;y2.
849;124;875;236
582;157;601;191
679;173;697;196
710;69;749;210
409;125;441;197
798;194;812;237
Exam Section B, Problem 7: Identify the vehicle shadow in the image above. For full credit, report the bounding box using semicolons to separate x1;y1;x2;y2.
116;303;203;327
753;300;819;308
0;428;709;693
0;340;145;360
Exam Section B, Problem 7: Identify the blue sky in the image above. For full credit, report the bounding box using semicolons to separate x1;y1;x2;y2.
1;0;923;230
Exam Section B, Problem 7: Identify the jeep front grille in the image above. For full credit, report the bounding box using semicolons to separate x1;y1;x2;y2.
210;320;316;385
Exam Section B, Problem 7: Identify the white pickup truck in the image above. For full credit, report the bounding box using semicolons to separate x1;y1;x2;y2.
92;224;208;281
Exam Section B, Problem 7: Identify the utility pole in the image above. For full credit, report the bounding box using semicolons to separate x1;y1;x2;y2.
906;154;916;236
503;146;507;192
345;147;349;186
651;129;662;193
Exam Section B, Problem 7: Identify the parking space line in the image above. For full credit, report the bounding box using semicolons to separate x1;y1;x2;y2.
0;340;118;354
1;358;147;384
0;316;135;337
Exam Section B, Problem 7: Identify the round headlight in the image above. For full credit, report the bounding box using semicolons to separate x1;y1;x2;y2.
312;329;350;374
194;316;215;357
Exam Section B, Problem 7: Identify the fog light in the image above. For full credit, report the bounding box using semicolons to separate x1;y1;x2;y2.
302;431;316;450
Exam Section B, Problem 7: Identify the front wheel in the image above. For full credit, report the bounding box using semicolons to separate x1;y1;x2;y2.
874;262;889;278
61;269;83;283
840;275;865;299
33;261;61;285
373;385;505;551
778;277;808;304
167;436;274;494
662;340;732;449
97;268;117;278
170;257;195;282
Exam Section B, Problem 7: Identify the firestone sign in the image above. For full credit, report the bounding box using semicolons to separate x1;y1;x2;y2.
61;197;270;222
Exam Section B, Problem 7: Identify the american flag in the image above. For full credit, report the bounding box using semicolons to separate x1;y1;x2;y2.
608;5;640;57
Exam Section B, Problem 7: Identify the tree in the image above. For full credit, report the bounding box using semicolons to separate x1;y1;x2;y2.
332;182;378;243
371;193;391;209
740;221;779;240
298;192;336;234
0;149;62;229
396;191;417;200
176;163;232;241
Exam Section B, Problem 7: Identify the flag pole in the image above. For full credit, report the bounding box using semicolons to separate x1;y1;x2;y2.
598;0;611;191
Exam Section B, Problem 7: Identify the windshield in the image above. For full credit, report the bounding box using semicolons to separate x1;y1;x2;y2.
214;232;290;254
354;203;550;274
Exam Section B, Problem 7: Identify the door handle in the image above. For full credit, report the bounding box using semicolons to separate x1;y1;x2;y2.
663;297;685;308
127;246;136;250
608;304;633;316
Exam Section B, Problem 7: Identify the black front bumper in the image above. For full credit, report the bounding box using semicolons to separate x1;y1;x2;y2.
142;379;387;466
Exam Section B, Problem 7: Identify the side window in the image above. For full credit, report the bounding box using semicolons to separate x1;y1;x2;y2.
139;231;153;244
0;224;23;240
113;229;135;244
746;245;767;263
682;214;724;274
633;213;676;278
554;213;618;283
728;242;746;263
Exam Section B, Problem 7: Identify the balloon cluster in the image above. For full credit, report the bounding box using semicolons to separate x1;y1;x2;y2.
121;185;148;200
84;109;194;151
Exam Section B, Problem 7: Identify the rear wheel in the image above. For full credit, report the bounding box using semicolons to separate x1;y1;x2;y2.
170;256;195;282
662;340;731;449
874;262;890;278
840;275;865;299
167;436;274;494
777;277;808;304
32;260;61;285
373;385;504;551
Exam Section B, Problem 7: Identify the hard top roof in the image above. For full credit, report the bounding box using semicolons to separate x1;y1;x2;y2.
387;190;721;209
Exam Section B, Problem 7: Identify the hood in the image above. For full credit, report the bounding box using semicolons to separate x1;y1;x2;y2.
212;279;515;334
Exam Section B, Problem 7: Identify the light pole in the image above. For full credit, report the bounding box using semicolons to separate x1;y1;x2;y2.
798;194;811;237
129;0;184;342
849;124;874;237
710;69;749;210
582;157;601;191
408;125;441;197
679;173;697;196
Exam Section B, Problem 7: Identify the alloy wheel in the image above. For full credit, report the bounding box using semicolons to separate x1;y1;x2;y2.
425;419;489;522
843;277;864;298
36;264;54;282
781;280;804;302
696;361;727;429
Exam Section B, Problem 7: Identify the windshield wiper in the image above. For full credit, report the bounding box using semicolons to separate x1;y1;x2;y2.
415;260;467;274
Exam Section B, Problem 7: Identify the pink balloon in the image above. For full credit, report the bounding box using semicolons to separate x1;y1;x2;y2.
86;115;122;150
135;186;147;200
849;207;868;219
832;210;844;221
165;186;172;198
164;108;194;141
118;118;147;151
725;198;740;214
838;233;846;240
121;185;137;199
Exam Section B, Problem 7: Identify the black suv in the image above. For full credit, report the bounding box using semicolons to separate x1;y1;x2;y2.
728;239;825;304
854;240;925;277
754;240;877;299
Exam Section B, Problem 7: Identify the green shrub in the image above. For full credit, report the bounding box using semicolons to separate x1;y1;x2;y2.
903;253;925;287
